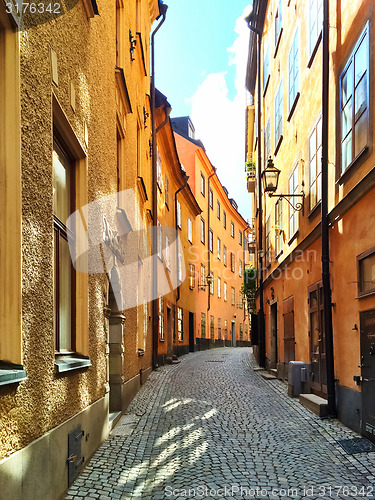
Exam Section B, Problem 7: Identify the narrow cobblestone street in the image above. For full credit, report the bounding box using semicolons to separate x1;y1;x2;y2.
66;349;375;500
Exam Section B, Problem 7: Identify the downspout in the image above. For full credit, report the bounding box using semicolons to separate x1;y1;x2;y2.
150;2;168;370
321;0;336;416
175;175;189;303
207;169;217;313
246;17;265;368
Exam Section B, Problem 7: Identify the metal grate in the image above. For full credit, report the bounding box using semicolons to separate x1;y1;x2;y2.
337;438;375;454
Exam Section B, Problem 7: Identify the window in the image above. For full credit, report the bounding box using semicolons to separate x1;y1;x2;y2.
275;81;283;148
200;264;206;290
217;201;221;219
239;230;243;246
159;297;164;340
263;46;270;92
200;172;206;196
53;140;75;353
223;245;227;267
275;0;282;49
288;30;299;114
224;320;228;340
209;187;213;209
275;199;284;256
239;259;243;278
224;282;228;302
240;324;243;340
230;253;235;273
178;307;183;341
309;116;322;209
176;199;181;229
188;218;193;243
165;173;169;206
217;237;221;260
157;148;162;188
189;264;195;289
264;117;271;165
231;287;235;306
265;216;271;266
230;222;235;238
209;271;214;295
218;318;222;339
357;247;375;296
288;165;299;238
178;253;183;283
223;211;227;229
309;0;323;56
218;277;221;298
210;315;214;340
209;229;213;253
157;220;162;259
239;291;243;309
340;25;369;173
165;235;170;269
200;217;205;244
201;312;206;338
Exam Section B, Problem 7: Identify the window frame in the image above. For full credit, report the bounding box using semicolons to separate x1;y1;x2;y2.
274;0;283;56
201;312;206;338
209;228;213;253
357;246;375;297
288;29;300;117
224;282;228;302
230;221;235;238
177;307;183;342
339;23;370;176
275;81;283;152
189;263;195;289
217;237;221;260
176;199;181;229
309;115;322;210
231;286;235;306
53;137;76;354
200;172;206;196
223;245;227;267
209;187;213;209
223;211;227;229
200;217;205;244
217;200;221;219
188;217;192;243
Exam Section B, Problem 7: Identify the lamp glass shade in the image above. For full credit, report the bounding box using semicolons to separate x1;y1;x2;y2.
262;159;280;193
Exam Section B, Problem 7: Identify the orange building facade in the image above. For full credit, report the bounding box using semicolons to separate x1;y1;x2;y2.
246;0;375;438
173;117;251;349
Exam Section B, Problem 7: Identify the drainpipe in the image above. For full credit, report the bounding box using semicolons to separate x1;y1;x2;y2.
207;169;217;314
150;2;168;370
175;175;189;303
321;0;336;416
246;19;265;368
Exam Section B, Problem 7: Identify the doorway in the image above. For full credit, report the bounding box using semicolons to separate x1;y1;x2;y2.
189;312;194;352
231;321;236;347
309;282;327;395
270;302;278;369
283;296;295;379
360;309;375;441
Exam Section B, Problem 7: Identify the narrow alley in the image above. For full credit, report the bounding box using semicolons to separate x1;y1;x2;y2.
66;349;375;500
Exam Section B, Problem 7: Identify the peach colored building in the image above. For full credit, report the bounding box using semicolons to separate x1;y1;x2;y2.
246;0;375;439
173;117;251;349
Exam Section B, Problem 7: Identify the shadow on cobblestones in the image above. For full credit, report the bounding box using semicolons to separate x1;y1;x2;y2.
66;348;375;500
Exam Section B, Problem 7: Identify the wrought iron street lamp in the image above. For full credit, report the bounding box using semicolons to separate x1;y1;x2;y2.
261;157;305;213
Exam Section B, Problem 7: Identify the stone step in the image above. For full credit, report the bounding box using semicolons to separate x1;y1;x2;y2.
270;368;277;375
299;393;329;417
261;372;277;380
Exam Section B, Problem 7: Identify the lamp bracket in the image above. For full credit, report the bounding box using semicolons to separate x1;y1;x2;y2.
268;192;305;213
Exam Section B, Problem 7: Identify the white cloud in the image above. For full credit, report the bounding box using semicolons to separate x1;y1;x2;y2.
190;7;252;221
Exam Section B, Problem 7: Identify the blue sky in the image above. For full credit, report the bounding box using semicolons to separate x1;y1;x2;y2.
155;1;251;117
154;2;253;222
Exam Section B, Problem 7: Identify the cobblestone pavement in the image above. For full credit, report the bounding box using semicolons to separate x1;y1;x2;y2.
66;348;375;500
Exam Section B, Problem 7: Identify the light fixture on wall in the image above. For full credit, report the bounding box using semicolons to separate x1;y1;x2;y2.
261;157;305;213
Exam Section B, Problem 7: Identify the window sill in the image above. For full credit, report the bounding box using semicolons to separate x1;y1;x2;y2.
308;201;322;220
275;250;283;261
274;29;283;58
337;146;369;185
274;135;283;156
357;290;375;300
307;32;322;69
159;339;165;342
263;75;270;98
287;92;300;122
288;230;299;246
138;349;145;357
0;362;27;386
55;355;91;374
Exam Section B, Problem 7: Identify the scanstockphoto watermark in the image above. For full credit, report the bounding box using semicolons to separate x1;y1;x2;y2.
66;189;185;311
165;485;374;498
